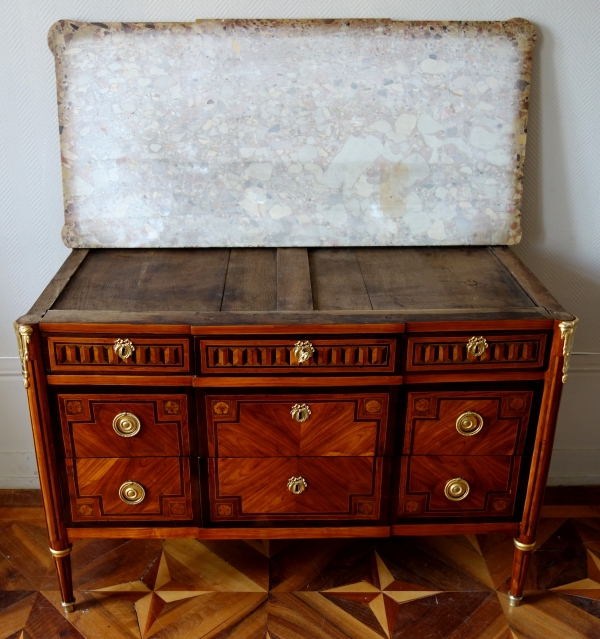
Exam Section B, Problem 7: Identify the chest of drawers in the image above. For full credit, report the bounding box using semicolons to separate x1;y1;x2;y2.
15;245;576;612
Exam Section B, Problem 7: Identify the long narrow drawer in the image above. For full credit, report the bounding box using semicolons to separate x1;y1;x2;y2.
397;455;522;518
66;457;193;522
406;333;548;372
404;390;533;456
58;394;189;457
206;393;389;457
208;457;385;522
199;338;396;374
46;335;191;373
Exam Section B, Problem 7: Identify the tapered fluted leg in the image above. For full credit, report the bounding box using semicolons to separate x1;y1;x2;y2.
508;538;536;606
50;546;75;613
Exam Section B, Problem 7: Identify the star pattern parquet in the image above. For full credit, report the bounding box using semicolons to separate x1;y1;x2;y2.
1;501;600;638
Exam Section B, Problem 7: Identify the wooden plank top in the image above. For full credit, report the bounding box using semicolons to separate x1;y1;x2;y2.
21;247;571;326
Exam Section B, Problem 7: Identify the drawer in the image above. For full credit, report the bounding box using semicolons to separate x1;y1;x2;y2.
397;455;521;518
66;457;193;522
206;393;389;457
404;391;532;456
208;457;385;521
58;393;189;457
46;335;190;373
199;338;395;374
406;333;547;372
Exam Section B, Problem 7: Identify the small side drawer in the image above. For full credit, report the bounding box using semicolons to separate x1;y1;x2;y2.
46;336;191;373
404;391;533;456
397;455;521;518
206;393;389;457
406;333;547;372
58;394;189;457
199;338;396;374
208;457;385;522
66;457;193;522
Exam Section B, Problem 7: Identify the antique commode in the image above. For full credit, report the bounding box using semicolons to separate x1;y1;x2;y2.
15;19;576;612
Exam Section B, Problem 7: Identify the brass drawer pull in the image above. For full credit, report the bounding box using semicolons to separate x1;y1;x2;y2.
466;336;488;358
444;478;470;501
290;403;311;423
287;476;307;495
293;340;315;364
456;411;483;436
112;412;141;437
119;480;145;504
113;338;135;360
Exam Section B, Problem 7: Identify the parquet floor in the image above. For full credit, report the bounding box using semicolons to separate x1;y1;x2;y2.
1;492;600;639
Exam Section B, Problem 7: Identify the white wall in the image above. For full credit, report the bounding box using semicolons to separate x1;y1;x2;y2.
1;0;599;488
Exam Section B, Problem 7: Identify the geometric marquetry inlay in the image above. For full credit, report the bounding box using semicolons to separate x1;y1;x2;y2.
201;339;395;373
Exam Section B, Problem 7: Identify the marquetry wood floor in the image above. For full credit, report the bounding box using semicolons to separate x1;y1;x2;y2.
1;492;600;639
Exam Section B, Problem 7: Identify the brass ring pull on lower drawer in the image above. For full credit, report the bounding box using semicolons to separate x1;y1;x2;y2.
290;404;311;423
119;480;145;504
113;412;141;437
456;411;483;436
444;478;470;501
288;476;307;495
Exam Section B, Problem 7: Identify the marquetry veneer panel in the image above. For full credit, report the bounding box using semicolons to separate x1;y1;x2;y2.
66;457;193;522
58;393;189;458
404;390;533;456
206;393;389;457
209;457;385;521
406;334;547;371
47;336;190;373
200;339;395;373
397;455;522;519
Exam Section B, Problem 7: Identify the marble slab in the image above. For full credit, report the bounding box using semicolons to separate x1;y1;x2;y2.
49;19;535;248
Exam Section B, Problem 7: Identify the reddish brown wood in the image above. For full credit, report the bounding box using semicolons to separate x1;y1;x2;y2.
47;374;194;386
405;319;555;332
66;526;391;540
57;393;189;458
404;390;533;456
65;457;193;521
200;338;395;374
17;325;74;607
208;457;384;521
396;455;522;518
392;522;521;535
194;376;403;387
406;333;547;372
47;336;190;373
42;322;192;334
403;371;546;384
206;393;389;457
510;333;566;599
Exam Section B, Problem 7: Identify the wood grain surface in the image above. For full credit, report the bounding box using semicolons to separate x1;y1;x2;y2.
208;457;384;521
206;393;389;457
57;393;189;458
404;390;533;456
65;457;193;522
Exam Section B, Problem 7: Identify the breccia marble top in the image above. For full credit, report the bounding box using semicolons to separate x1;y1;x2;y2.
49;19;535;248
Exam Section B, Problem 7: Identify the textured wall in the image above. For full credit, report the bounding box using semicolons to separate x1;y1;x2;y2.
1;0;599;487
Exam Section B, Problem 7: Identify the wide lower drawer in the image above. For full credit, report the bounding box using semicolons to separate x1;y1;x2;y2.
208;457;385;521
58;393;189;457
46;335;191;373
404;391;533;455
406;333;548;372
206;393;389;457
65;457;193;522
199;338;396;374
397;455;522;518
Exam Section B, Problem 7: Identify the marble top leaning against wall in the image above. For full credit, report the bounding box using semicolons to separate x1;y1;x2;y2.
49;19;535;248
